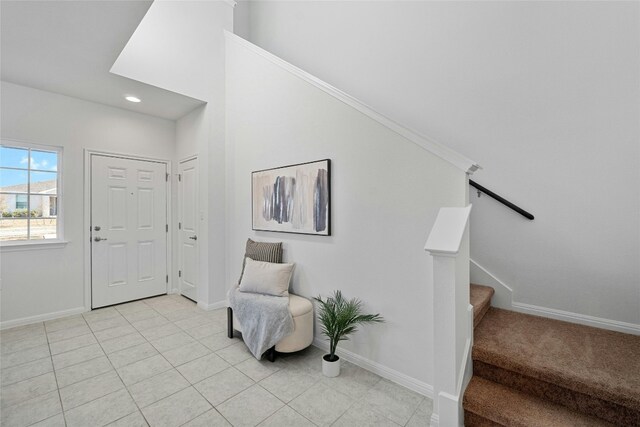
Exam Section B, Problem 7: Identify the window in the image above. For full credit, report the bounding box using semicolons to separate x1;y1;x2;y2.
15;194;27;210
0;141;62;243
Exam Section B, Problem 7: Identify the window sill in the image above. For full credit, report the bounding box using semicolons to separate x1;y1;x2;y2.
0;240;69;252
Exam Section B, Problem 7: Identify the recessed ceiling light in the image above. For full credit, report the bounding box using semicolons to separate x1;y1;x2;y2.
125;96;141;103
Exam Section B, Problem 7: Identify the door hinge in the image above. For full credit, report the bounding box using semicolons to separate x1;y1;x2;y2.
166;275;168;283
166;172;169;182
178;174;182;182
178;270;182;277
178;222;182;230
166;224;168;232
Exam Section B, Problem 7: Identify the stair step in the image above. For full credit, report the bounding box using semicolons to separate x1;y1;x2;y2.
463;377;614;427
470;284;494;328
473;360;640;425
473;308;640;425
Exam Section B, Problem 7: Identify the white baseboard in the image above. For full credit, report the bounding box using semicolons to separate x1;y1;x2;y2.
512;302;640;335
312;338;433;398
470;259;640;335
168;288;180;295
437;391;463;427
197;300;227;311
430;413;440;427
470;259;512;310
1;306;87;330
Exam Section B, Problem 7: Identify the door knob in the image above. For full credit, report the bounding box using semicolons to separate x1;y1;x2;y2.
93;226;101;231
94;237;107;242
189;235;197;240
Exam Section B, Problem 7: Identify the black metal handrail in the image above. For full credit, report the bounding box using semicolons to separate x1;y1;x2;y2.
469;180;534;220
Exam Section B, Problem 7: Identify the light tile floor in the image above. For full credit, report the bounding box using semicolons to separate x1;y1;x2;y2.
0;294;432;427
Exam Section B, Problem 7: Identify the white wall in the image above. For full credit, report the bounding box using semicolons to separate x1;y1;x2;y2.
175;106;206;162
0;81;176;325
112;0;234;307
236;1;640;326
112;0;222;102
226;37;468;387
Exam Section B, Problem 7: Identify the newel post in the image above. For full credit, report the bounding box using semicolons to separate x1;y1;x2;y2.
424;205;472;427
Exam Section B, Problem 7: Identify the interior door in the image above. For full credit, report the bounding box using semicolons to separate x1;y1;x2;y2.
91;155;168;308
178;158;198;301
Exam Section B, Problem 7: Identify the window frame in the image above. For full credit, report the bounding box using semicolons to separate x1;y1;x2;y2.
0;139;65;248
15;194;28;210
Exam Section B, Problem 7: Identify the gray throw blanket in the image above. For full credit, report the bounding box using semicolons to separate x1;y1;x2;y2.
228;284;294;360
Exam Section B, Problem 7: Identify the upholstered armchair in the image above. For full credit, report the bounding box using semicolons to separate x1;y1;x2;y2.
227;239;313;361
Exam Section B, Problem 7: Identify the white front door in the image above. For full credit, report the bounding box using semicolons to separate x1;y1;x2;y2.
178;158;198;301
91;155;168;308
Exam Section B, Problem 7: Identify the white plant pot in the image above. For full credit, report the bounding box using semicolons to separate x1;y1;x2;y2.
322;354;341;377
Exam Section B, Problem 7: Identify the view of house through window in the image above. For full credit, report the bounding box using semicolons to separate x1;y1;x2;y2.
0;143;61;242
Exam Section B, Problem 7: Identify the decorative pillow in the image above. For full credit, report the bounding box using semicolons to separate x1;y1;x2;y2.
238;238;283;283
238;257;294;297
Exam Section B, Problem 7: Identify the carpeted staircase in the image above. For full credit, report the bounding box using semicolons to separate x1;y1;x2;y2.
464;284;640;426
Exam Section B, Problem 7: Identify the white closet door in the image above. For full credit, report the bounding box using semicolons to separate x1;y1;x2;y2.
178;158;198;301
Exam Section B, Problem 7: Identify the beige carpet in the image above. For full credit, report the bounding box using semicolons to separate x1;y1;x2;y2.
464;376;613;426
464;297;640;425
470;284;494;328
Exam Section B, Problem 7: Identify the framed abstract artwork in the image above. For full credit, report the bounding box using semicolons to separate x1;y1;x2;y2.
252;159;331;236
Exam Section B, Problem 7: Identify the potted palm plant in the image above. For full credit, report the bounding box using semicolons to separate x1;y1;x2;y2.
314;290;384;377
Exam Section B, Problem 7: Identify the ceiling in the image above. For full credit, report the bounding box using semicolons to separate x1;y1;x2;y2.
1;0;204;120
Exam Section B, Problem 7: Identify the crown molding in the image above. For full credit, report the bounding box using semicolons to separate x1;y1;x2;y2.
224;31;481;175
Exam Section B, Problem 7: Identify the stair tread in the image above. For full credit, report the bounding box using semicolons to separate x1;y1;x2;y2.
473;308;640;412
464;377;614;427
470;284;494;328
473;360;640;425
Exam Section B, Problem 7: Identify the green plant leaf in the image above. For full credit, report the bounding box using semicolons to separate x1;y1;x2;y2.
314;290;384;359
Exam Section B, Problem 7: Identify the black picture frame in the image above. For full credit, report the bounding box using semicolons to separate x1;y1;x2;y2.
251;159;331;236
